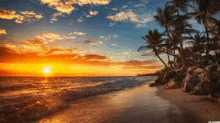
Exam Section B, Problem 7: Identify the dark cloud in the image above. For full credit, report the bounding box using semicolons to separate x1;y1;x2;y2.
84;54;106;60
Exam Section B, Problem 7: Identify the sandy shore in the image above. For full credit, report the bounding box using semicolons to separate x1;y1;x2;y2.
156;86;220;123
35;83;215;123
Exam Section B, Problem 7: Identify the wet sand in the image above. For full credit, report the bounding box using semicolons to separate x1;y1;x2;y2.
156;87;220;123
36;84;204;123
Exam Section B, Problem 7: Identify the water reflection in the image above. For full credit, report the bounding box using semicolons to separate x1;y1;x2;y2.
37;84;197;123
0;76;152;122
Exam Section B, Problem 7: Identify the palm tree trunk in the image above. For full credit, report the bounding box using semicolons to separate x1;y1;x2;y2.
153;48;168;68
157;54;168;68
166;48;173;68
204;21;210;63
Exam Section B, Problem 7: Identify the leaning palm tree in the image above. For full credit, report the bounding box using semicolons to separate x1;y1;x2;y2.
164;40;173;68
138;30;168;68
189;0;218;62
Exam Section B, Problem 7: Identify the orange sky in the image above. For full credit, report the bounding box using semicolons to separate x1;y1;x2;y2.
0;39;162;76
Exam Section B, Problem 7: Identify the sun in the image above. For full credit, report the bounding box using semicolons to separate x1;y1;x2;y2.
43;67;51;74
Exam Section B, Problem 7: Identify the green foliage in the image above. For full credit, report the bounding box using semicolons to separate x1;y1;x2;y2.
138;0;220;70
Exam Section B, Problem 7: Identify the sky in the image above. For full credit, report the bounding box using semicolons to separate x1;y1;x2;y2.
0;0;205;76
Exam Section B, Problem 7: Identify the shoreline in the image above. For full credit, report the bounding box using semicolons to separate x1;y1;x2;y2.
36;83;212;123
156;86;220;123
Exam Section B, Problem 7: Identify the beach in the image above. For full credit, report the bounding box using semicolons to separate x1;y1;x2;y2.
36;83;219;123
1;76;219;123
157;87;220;123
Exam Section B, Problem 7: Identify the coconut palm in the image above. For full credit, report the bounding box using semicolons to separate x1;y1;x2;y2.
138;30;168;68
166;0;189;14
187;33;206;64
189;0;219;63
154;6;176;40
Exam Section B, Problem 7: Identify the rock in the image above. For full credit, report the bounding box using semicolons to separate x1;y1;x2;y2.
182;74;201;92
208;71;219;82
149;83;157;87
205;64;219;72
161;71;177;85
155;75;164;84
163;79;179;89
193;68;205;76
187;66;198;74
174;71;186;87
211;83;220;98
198;71;209;82
190;81;212;95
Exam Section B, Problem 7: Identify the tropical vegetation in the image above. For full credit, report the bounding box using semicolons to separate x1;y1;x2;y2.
138;0;220;71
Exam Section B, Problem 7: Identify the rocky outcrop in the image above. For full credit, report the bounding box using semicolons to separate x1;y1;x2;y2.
183;74;201;92
182;64;220;95
162;71;186;89
190;80;212;95
151;64;220;97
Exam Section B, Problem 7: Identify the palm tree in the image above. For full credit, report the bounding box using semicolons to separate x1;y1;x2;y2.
187;33;206;64
166;0;189;15
154;6;176;41
160;39;174;68
171;15;199;66
138;30;168;68
189;0;218;63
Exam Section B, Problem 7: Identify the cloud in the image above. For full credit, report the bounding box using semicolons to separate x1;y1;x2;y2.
111;44;117;47
36;32;76;43
0;9;43;23
0;40;162;73
45;48;80;55
50;12;62;23
20;11;44;21
89;11;99;16
77;17;83;22
0;29;7;35
107;11;139;23
83;40;103;46
39;0;74;14
99;34;118;41
84;54;106;60
0;9;24;23
119;60;162;70
73;31;86;36
106;10;153;28
39;0;110;14
73;0;111;6
36;32;63;43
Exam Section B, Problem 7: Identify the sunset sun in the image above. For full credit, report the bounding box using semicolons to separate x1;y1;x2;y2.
43;67;51;74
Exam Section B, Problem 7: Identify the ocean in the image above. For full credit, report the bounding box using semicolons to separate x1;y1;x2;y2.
0;76;155;122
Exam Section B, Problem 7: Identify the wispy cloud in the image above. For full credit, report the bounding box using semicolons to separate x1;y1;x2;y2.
39;0;110;14
111;44;117;47
36;32;62;43
50;12;62;23
0;29;7;35
107;11;139;23
20;11;43;21
0;9;24;23
0;9;43;23
83;40;104;46
107;11;153;28
73;31;86;36
89;11;99;16
39;0;74;14
99;34;118;41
